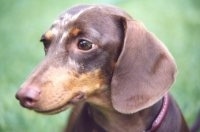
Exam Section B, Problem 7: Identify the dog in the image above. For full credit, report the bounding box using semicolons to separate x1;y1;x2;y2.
16;4;190;132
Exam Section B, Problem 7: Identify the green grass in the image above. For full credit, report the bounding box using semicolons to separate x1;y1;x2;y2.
0;0;199;131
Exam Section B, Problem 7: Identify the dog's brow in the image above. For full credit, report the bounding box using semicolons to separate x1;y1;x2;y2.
45;31;54;40
69;28;81;36
50;6;95;44
59;31;69;43
47;6;94;42
61;6;95;26
59;27;82;44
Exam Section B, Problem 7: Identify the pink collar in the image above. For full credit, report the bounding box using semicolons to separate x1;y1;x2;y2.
146;94;169;132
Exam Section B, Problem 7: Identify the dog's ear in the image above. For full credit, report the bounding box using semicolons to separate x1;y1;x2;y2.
111;18;177;114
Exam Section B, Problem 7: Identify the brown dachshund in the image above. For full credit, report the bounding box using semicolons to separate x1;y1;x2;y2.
16;5;190;132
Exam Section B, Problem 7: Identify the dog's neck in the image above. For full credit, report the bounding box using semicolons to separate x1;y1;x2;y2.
87;90;164;132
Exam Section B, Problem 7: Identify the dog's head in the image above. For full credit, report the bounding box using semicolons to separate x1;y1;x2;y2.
16;5;176;114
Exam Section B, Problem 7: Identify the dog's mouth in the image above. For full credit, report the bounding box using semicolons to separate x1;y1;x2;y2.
35;102;72;115
35;92;86;114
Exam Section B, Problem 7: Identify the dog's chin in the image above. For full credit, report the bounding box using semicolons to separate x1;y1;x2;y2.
34;92;86;115
35;103;73;115
35;96;86;115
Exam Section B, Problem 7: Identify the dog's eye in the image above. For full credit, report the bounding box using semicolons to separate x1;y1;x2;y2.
78;39;93;51
40;37;51;54
43;42;50;52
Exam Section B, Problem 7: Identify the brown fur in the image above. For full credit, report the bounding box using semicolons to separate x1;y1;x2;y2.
69;27;81;37
44;30;54;40
16;4;189;132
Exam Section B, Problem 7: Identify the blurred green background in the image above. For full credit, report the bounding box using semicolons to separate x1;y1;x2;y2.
0;0;200;131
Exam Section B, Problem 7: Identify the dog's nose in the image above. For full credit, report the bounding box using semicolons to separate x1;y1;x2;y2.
16;86;41;109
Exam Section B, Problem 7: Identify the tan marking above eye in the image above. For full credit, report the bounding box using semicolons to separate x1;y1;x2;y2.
44;30;54;40
69;27;81;36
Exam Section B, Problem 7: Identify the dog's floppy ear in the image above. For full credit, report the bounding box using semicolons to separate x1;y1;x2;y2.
111;18;177;114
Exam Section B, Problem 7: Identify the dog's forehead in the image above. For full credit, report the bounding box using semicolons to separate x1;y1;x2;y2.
47;5;96;36
50;5;126;29
43;5;129;42
51;5;95;28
